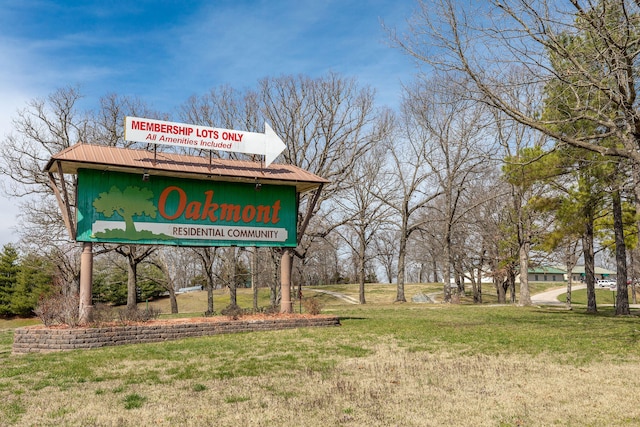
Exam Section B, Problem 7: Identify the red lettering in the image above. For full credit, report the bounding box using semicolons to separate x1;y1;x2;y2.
200;190;218;221
221;131;243;141
132;120;193;136
185;201;202;219
242;205;256;222
271;200;281;224
219;204;241;222
256;205;270;223
158;186;186;220
158;187;282;225
197;128;215;138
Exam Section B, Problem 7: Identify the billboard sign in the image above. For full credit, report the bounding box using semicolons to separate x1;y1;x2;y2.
76;169;297;247
124;116;286;167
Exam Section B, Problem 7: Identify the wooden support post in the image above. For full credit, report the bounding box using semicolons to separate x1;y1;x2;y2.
280;249;293;313
79;242;93;324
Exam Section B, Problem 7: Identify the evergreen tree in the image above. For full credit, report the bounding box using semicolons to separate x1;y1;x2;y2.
92;267;128;306
10;253;54;317
0;244;19;316
137;263;166;302
540;0;637;313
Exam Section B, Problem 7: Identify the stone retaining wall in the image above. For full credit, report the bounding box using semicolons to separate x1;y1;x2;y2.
12;316;340;354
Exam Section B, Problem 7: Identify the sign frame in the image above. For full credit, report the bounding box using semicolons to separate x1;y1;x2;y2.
75;169;298;247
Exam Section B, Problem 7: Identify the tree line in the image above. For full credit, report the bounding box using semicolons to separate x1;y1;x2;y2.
1;0;638;317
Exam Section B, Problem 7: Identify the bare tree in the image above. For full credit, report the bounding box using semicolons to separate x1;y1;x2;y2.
179;85;260;159
332;146;392;303
113;245;156;310
409;220;443;284
257;73;393;311
148;247;197;314
375;122;441;302
191;247;218;315
392;0;640;312
179;73;392;311
88;93;164;148
0;87;90;294
393;0;640;162
375;229;399;284
1;87;86;240
404;75;497;302
0;87;166;310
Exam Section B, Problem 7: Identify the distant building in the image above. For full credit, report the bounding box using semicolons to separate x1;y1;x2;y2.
564;266;616;283
526;266;567;283
455;265;616;284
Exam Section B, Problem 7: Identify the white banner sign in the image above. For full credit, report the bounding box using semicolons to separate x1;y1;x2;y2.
124;116;286;167
92;221;288;243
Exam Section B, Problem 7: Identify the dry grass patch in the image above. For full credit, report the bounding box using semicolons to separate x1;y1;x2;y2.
5;344;640;426
4;303;639;426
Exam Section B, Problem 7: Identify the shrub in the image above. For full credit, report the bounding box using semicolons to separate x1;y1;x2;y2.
261;304;280;315
116;306;161;324
221;304;244;320
90;303;117;325
302;297;323;315
34;292;80;327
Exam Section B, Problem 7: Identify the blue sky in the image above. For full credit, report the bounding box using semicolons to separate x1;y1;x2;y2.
0;0;419;246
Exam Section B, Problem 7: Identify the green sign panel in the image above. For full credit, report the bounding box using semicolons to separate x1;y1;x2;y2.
76;169;297;247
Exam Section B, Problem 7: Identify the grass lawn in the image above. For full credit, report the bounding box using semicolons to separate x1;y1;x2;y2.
1;283;639;426
561;287;637;306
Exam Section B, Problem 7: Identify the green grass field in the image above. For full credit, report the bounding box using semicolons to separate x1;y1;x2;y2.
1;283;639;426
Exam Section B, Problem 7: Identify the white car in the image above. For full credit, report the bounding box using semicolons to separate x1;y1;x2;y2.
596;279;616;288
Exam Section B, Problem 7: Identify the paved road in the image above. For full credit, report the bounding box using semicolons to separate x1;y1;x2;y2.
305;288;359;304
530;285;585;305
531;284;640;308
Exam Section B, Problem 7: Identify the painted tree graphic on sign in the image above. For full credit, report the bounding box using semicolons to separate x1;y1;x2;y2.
93;186;157;235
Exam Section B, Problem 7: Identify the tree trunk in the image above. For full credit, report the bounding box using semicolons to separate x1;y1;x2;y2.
474;267;482;304
205;248;215;315
358;236;366;304
205;256;215;315
395;232;408;303
507;267;516;304
612;189;630;315
583;209;597;313
418;262;426;283
454;257;465;297
206;283;214;315
168;288;178;314
518;240;531;305
474;249;485;304
496;277;506;304
127;259;137;310
227;247;238;307
629;250;637;305
442;235;452;303
470;269;478;303
565;252;577;311
229;283;237;306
